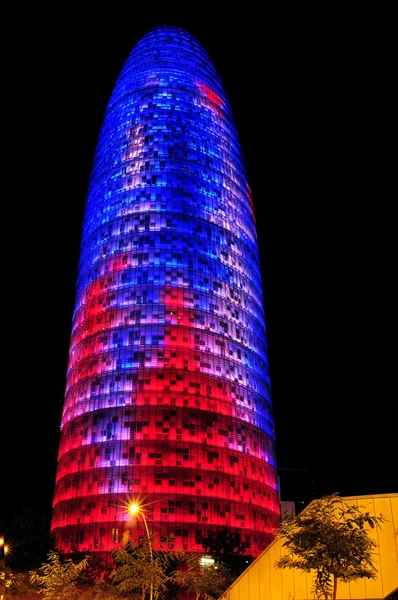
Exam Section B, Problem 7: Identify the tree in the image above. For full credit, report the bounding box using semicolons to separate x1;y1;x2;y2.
201;529;245;557
78;578;127;600
201;528;253;579
170;552;233;600
111;537;175;599
274;493;386;600
67;544;113;584
29;550;89;599
2;569;41;599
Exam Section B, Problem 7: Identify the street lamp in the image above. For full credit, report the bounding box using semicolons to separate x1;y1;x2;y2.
0;537;8;559
128;503;153;600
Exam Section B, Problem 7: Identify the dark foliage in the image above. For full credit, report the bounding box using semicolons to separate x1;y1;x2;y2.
0;505;54;572
201;528;254;578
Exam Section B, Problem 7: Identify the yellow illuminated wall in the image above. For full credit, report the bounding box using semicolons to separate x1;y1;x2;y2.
221;493;398;600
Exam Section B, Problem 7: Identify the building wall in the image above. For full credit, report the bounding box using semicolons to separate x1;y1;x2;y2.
222;494;398;600
51;25;280;557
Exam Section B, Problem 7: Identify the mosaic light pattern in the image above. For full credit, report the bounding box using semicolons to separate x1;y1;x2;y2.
51;25;280;557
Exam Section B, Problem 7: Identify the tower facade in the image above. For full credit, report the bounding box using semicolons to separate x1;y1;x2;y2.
51;26;279;558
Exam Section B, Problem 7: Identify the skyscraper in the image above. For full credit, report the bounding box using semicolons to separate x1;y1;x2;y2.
51;25;280;558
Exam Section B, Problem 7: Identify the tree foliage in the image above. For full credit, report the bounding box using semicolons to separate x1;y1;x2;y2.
274;493;386;600
77;578;127;600
9;530;235;599
29;550;89;599
201;528;245;557
111;536;180;600
66;544;113;584
201;528;253;579
1;569;38;599
170;552;233;600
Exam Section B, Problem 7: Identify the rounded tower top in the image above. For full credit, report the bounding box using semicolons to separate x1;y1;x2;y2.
107;24;232;122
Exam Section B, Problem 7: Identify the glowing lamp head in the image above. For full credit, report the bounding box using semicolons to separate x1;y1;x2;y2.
128;503;140;516
0;539;9;555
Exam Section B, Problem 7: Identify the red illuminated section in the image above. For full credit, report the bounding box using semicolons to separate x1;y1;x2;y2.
52;275;279;556
197;82;225;118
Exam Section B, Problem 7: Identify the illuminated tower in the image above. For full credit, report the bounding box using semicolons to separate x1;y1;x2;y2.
51;25;280;558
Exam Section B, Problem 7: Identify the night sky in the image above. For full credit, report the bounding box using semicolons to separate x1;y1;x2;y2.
3;7;396;521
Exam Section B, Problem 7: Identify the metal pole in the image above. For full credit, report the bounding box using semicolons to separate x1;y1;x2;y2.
141;514;153;600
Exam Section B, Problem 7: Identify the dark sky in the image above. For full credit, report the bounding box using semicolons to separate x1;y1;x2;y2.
3;7;396;520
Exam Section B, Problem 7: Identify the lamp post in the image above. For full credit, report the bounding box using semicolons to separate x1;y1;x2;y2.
0;537;9;600
128;503;153;600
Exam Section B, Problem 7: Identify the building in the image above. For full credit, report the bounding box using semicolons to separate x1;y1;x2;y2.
220;493;398;600
51;25;279;558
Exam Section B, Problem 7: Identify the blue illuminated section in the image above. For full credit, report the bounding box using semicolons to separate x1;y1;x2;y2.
52;26;279;558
